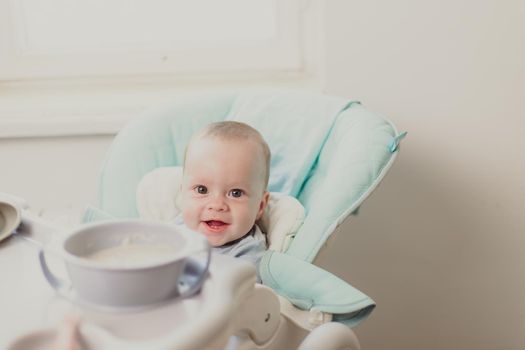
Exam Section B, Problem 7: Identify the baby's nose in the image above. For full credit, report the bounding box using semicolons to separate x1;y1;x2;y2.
207;196;227;211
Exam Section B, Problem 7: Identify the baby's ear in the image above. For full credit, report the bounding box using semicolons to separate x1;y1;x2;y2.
257;191;270;220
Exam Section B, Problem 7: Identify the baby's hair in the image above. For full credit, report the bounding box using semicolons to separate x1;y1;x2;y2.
185;121;271;188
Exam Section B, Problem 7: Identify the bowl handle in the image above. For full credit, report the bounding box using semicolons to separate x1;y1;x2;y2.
39;249;72;298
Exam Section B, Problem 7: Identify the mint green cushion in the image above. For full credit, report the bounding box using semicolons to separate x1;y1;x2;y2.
260;251;375;328
290;103;399;262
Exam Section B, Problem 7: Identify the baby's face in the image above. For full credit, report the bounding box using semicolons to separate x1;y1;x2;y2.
181;136;269;247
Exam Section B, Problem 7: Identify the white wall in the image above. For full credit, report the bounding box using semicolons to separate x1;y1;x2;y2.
316;1;525;349
0;136;113;220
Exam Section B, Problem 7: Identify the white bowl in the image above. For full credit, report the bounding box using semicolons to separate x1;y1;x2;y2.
39;220;209;309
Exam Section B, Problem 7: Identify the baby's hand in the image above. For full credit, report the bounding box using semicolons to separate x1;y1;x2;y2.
52;315;83;350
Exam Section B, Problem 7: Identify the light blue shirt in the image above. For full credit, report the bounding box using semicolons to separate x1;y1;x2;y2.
212;225;266;282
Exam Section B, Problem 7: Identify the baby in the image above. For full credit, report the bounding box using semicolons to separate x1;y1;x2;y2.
179;121;271;279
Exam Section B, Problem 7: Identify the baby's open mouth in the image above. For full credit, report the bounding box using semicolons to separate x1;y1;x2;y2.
206;220;226;227
204;220;229;232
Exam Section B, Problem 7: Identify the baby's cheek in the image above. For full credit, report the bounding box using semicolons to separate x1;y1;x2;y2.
181;207;197;230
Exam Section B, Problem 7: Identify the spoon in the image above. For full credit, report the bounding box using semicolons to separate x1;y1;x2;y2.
0;192;63;247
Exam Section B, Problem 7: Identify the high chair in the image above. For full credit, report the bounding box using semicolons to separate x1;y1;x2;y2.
80;90;405;349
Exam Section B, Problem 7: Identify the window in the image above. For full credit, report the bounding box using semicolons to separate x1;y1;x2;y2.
0;0;307;80
0;0;322;138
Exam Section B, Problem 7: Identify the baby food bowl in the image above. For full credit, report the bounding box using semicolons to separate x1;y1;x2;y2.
39;220;210;311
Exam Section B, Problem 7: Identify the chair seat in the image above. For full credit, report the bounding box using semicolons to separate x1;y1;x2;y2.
85;90;404;329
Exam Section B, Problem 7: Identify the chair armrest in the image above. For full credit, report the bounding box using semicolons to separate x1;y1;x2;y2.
259;250;375;328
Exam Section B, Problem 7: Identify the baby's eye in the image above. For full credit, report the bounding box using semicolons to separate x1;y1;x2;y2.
194;185;208;194
229;189;244;198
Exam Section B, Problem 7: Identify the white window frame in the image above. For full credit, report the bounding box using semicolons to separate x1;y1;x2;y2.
0;0;324;138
